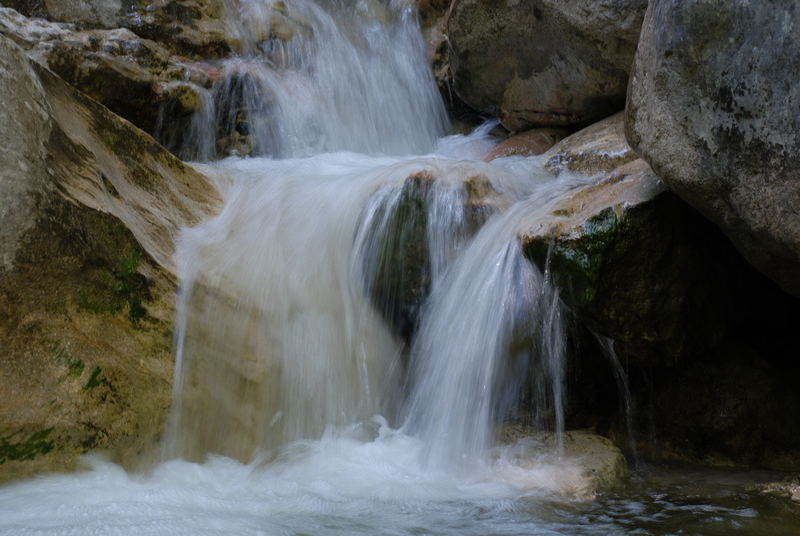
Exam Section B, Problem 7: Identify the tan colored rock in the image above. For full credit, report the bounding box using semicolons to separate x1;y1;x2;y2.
543;112;638;176
499;428;627;498
0;34;220;482
0;8;184;133
483;128;567;162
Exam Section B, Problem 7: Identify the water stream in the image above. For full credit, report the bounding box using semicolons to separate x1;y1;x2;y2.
1;1;799;534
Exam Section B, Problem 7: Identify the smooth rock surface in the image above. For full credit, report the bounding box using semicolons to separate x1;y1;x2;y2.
448;0;647;130
483;128;567;162
626;0;800;296
500;427;627;498
0;34;219;482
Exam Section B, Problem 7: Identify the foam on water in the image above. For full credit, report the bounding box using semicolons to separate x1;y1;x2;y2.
0;422;609;536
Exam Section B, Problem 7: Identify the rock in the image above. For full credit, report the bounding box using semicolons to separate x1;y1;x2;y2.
1;8;177;134
483;128;567;162
415;0;452;87
759;476;800;503
363;169;504;343
448;0;647;131
520;113;800;470
1;0;232;57
499;427;627;498
0;34;220;482
543;112;638;176
626;0;800;297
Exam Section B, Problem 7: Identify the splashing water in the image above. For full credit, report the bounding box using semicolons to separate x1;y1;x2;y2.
10;2;785;535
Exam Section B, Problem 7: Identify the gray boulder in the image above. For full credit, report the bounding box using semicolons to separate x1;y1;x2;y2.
626;0;800;296
448;0;647;131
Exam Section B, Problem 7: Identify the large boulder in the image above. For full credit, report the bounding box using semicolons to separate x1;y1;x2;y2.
448;0;647;131
521;114;800;469
626;0;800;297
0;34;219;481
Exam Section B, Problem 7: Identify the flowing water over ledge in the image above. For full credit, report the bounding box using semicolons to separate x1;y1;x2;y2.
1;1;799;533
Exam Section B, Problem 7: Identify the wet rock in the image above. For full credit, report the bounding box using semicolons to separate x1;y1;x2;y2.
500;427;627;498
0;34;220;482
158;81;203;115
448;0;647;130
626;0;800;297
758;476;800;503
520;114;800;470
364;170;503;343
484;128;567;162
543;112;638;176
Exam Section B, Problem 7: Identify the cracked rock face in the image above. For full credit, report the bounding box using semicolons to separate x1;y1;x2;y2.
626;0;800;297
447;0;647;131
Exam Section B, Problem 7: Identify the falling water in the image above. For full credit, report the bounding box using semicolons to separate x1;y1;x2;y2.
5;3;800;534
157;0;448;159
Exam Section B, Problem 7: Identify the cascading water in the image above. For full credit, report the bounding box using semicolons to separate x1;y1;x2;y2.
157;0;448;158
159;0;576;467
4;3;799;534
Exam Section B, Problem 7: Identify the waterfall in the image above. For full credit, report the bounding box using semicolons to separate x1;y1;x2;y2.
157;0;448;159
161;0;588;471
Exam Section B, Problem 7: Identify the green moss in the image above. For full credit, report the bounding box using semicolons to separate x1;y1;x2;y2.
82;366;104;391
0;428;54;464
51;342;85;381
78;235;151;326
529;207;618;307
368;175;432;341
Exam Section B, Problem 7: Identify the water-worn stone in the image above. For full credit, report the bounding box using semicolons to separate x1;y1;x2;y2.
0;34;220;482
626;0;800;297
483;128;567;162
500;428;627;498
448;0;647;131
520;113;800;470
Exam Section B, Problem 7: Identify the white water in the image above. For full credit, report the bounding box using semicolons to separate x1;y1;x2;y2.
158;0;448;158
1;2;622;534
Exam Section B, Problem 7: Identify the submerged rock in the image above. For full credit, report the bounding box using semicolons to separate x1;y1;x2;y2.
0;34;219;482
626;0;800;297
448;0;647;130
758;476;800;503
